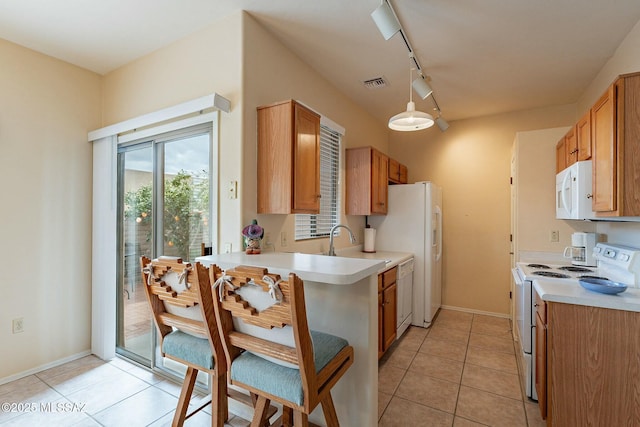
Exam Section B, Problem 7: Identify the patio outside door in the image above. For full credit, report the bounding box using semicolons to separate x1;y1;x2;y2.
116;124;213;366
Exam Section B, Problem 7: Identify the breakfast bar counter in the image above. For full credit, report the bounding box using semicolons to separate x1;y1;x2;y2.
196;252;384;426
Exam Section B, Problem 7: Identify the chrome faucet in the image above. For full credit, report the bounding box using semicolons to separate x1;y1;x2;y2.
328;224;357;256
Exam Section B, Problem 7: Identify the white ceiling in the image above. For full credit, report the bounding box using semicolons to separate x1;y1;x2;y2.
2;0;640;124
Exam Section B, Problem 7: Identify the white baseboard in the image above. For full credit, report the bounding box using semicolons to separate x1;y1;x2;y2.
439;305;511;319
0;350;92;386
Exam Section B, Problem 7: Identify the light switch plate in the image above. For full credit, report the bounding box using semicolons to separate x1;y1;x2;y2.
228;181;237;199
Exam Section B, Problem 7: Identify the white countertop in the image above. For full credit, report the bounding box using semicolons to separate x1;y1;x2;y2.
534;279;640;312
334;247;414;273
196;251;385;285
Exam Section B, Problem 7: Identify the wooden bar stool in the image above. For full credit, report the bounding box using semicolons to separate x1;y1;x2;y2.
210;265;354;427
140;256;229;426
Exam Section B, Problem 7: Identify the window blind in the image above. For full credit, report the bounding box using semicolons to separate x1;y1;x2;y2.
295;125;340;240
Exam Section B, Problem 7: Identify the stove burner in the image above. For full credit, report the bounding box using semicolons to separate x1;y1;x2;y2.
527;264;551;269
558;266;593;272
532;271;570;278
579;275;610;281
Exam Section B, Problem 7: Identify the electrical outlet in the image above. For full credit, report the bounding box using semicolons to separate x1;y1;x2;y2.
280;231;288;247
550;230;559;242
12;318;24;334
224;242;232;253
265;232;271;245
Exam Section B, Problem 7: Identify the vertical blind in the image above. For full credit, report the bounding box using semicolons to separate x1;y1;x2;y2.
295;125;340;240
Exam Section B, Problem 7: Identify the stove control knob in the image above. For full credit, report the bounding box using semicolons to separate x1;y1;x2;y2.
620;254;630;262
604;249;616;258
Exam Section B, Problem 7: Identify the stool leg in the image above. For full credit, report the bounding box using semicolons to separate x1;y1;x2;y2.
211;371;228;427
173;366;198;426
321;394;339;427
250;395;271;427
282;406;293;427
293;410;308;427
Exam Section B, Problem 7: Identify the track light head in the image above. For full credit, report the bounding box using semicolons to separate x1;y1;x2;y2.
371;1;401;40
412;77;433;100
435;116;449;132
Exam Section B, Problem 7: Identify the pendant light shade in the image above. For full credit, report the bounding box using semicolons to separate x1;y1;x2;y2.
389;67;434;131
388;101;434;131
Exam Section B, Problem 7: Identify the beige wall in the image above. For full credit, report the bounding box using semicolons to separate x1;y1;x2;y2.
242;13;388;255
388;105;577;314
0;39;101;379
102;13;244;251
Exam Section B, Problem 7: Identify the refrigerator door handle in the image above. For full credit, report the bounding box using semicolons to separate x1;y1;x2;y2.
434;205;442;261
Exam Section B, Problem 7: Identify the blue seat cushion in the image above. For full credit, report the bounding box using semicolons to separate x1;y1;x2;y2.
230;330;349;405
162;330;214;369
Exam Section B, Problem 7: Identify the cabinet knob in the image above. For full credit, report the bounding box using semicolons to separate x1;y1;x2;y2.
316;194;322;199
587;194;593;199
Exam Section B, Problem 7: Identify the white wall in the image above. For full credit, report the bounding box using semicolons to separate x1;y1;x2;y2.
0;39;101;380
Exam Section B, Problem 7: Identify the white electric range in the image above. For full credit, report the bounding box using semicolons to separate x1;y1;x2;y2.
512;242;640;400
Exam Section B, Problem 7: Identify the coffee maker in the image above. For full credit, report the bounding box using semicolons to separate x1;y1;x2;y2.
563;232;598;266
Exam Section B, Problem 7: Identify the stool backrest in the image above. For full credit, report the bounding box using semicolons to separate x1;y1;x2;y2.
211;265;316;401
140;256;225;370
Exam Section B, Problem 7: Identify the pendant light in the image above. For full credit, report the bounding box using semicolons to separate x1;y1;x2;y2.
388;67;434;131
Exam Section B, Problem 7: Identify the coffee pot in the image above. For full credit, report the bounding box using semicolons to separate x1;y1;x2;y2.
563;232;598;266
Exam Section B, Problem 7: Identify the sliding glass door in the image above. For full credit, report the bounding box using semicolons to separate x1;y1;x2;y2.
116;124;213;366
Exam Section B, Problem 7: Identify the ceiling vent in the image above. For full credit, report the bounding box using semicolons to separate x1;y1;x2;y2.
362;76;388;89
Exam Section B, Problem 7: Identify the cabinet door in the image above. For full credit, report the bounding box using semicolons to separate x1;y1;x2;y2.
565;127;578;166
591;84;617;213
535;311;547;420
576;111;592;161
378;291;384;358
556;137;567;173
399;164;408;184
388;158;400;183
292;103;321;213
382;283;397;351
372;150;389;214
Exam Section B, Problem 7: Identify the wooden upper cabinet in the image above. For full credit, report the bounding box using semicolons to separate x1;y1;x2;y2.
257;100;320;214
576;110;592;161
591;73;640;217
591;84;616;213
346;146;388;215
399;164;408;184
556;137;567;173
565;126;578;167
388;158;408;184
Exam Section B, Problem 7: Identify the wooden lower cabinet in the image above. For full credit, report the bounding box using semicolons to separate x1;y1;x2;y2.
545;302;640;426
535;306;547;419
378;266;397;359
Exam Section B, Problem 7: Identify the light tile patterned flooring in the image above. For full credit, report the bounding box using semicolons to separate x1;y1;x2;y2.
378;309;546;426
0;308;545;426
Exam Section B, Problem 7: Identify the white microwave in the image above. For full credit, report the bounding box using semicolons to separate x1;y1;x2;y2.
556;160;595;220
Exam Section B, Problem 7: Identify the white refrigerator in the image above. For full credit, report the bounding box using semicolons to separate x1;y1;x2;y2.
368;182;442;328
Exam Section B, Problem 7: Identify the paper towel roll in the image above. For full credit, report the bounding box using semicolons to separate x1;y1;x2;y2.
364;228;376;253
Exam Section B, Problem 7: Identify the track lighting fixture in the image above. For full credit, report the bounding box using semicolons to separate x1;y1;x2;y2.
435;115;449;132
412;75;433;100
371;0;449;131
371;0;401;40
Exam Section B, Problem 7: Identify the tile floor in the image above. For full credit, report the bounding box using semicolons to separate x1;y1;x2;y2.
378;309;546;427
0;308;546;426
